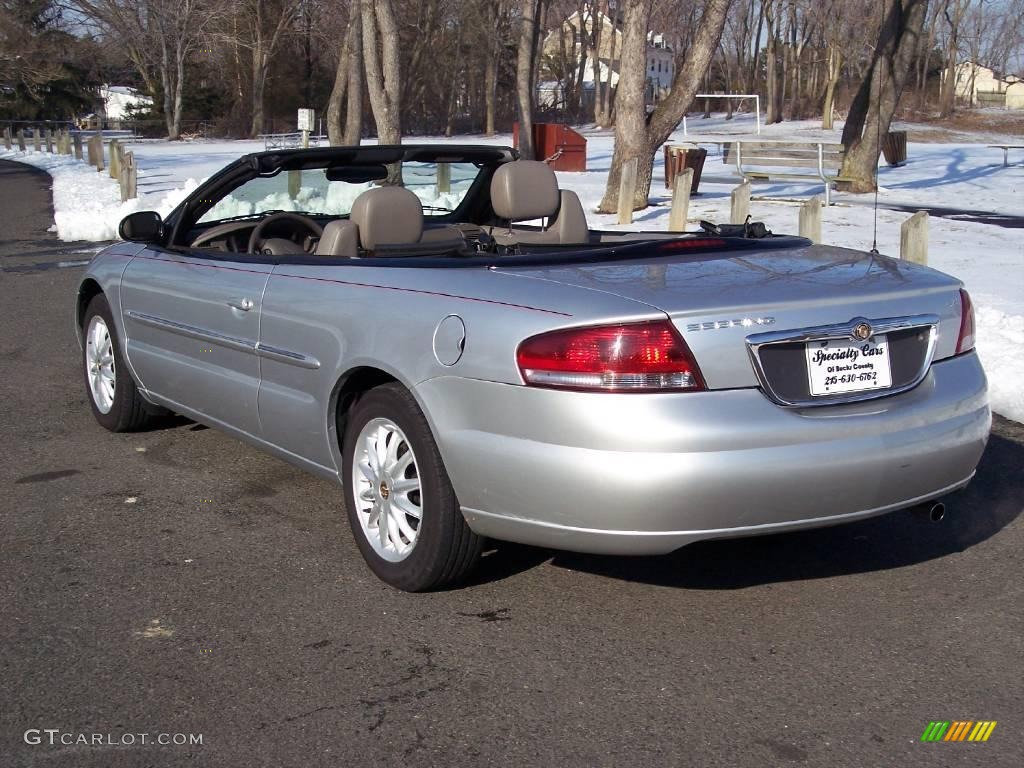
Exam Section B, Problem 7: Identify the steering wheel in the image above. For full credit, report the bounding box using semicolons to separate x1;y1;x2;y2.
247;212;324;254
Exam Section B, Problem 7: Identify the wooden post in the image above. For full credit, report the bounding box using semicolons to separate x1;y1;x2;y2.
3;127;10;150
288;169;301;200
900;211;928;265
121;151;137;200
94;135;105;172
109;140;121;179
45;129;53;153
730;180;751;225
617;157;638;226
436;162;451;194
17;129;26;151
73;133;83;160
798;196;822;243
668;168;693;232
33;129;41;152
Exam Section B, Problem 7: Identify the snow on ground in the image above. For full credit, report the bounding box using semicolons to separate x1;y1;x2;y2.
3;119;1022;421
0;148;199;241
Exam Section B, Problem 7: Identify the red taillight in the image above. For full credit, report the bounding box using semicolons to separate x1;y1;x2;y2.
956;288;975;354
516;320;706;392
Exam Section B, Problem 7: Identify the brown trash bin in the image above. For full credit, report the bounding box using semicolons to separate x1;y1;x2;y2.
512;122;587;171
881;130;907;166
663;145;707;194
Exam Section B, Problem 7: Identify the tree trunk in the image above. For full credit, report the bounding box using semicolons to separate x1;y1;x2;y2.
515;0;538;159
344;15;363;145
361;0;402;144
250;44;266;138
172;44;184;140
599;0;730;212
840;0;929;192
326;15;356;145
765;3;782;124
484;43;498;134
822;43;841;130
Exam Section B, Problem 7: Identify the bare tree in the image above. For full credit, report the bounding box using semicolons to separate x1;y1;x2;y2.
76;0;220;139
598;0;732;213
840;0;929;191
515;0;542;159
361;0;402;145
326;9;363;145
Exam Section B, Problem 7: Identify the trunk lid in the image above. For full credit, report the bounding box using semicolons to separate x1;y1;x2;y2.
499;243;964;390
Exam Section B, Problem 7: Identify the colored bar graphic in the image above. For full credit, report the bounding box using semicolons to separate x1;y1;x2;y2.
921;720;996;742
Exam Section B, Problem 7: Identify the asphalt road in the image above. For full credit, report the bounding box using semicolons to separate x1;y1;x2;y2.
1;158;1022;767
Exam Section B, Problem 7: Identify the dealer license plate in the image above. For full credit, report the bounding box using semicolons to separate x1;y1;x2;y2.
805;335;892;396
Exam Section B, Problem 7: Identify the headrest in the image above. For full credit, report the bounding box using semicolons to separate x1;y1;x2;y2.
490;161;560;221
350;186;423;249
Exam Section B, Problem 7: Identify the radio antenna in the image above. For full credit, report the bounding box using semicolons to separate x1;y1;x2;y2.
869;1;884;255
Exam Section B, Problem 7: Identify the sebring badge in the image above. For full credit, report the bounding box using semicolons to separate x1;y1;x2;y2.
852;322;873;341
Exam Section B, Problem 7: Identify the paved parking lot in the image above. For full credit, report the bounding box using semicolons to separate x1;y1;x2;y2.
2;159;1022;766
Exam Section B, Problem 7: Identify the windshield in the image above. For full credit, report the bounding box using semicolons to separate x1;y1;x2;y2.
198;161;481;223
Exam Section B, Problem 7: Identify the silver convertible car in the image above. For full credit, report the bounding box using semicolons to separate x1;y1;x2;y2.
76;145;990;590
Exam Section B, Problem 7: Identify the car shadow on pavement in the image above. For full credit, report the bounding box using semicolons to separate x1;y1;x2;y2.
475;416;1024;590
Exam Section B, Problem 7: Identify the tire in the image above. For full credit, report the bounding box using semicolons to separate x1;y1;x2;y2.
82;294;155;432
342;383;482;591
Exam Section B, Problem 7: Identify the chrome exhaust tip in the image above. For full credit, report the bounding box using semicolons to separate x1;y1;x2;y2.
910;501;945;523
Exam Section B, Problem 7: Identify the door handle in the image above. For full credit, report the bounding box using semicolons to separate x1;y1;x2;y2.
227;297;254;311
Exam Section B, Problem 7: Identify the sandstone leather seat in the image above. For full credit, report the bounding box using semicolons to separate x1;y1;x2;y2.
489;160;589;246
315;186;464;257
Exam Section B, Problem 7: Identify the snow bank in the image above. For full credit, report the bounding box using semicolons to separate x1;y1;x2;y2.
0;148;197;241
975;307;1024;424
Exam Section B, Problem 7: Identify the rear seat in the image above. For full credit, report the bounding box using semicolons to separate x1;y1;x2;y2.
488;161;589;246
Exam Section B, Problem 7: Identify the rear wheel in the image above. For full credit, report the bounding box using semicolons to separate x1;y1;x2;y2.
82;294;155;432
342;383;482;591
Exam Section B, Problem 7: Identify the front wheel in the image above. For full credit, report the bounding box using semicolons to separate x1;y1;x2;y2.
342;383;482;591
82;294;155;432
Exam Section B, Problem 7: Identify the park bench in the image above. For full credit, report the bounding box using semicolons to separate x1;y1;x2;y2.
723;140;848;205
989;144;1024;167
260;132;303;149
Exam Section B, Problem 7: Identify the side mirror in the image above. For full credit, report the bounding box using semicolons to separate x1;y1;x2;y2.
119;211;164;243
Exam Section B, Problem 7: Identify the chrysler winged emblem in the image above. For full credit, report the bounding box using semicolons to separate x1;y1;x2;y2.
851;322;873;341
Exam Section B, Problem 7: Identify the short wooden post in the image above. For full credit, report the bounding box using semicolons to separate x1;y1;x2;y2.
33;129;41;152
900;211;928;265
436;162;451;194
668;167;693;232
120;151;137;200
73;133;83;160
798;196;822;243
730;179;751;225
287;169;301;200
45;129;53;153
3;127;10;150
17;129;26;151
617;157;638;226
94;135;105;172
109;139;120;179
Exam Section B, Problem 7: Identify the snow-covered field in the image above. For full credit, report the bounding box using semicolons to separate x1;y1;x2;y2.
2;118;1021;421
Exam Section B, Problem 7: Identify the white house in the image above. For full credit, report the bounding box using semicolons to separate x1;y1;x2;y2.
944;61;1024;108
540;10;675;109
99;85;152;125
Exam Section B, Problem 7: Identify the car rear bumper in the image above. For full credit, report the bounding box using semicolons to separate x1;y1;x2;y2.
414;352;990;555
